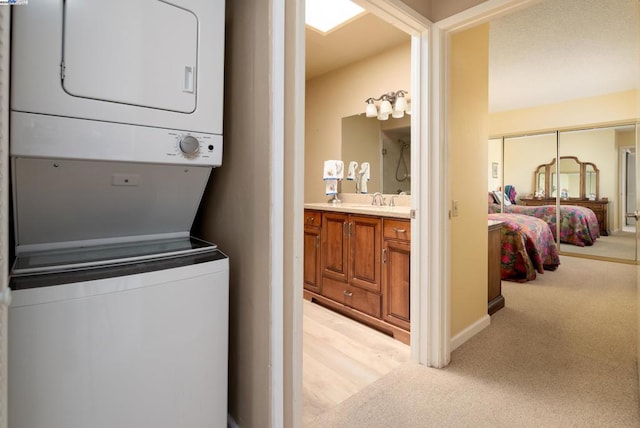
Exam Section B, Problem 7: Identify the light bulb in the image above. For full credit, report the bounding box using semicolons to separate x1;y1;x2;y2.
379;98;393;115
394;93;407;112
365;100;378;118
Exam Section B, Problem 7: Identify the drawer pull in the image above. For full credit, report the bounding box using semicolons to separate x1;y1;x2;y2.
393;228;406;233
307;217;314;223
343;290;353;297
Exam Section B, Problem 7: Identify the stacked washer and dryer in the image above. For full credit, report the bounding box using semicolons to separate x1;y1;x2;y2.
8;1;228;427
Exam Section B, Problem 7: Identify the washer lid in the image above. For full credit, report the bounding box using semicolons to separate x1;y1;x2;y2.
12;236;218;276
62;0;198;113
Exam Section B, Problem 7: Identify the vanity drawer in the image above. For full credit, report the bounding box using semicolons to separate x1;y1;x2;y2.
322;277;382;319
304;210;322;228
383;219;411;241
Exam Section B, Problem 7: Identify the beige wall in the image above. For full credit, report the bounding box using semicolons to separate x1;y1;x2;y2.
305;42;411;202
502;133;557;199
489;90;638;137
488;138;501;191
194;1;272;426
449;24;490;337
398;0;489;22
432;0;487;22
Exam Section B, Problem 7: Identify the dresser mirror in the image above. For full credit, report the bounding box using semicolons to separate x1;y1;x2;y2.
341;114;411;195
535;156;598;199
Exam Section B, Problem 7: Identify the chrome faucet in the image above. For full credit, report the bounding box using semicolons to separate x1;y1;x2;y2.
389;191;407;207
370;192;386;206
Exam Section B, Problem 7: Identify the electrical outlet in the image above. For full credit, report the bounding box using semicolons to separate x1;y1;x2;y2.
452;200;459;217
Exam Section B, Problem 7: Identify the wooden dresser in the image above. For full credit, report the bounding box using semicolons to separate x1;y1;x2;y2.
487;220;504;315
519;198;609;236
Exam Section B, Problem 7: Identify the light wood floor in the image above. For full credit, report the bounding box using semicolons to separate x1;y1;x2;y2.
302;299;410;425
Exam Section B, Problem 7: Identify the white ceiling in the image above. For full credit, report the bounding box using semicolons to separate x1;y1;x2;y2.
489;0;639;112
306;0;639;112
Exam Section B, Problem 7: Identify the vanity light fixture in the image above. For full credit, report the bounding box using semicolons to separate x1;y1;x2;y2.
364;90;409;120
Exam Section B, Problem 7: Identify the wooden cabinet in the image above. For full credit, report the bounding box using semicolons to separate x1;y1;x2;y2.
519;198;609;235
382;219;411;331
303;209;410;344
303;210;322;294
320;213;381;319
487;221;504;315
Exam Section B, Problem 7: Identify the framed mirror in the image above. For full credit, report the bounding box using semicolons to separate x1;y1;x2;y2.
341;114;411;195
535;156;598;199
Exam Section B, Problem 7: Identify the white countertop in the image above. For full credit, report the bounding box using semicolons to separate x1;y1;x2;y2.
304;202;411;219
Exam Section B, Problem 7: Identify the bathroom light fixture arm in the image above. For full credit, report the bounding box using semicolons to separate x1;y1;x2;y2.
365;90;407;104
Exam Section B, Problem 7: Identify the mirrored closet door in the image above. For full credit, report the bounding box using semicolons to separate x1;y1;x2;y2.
491;123;638;263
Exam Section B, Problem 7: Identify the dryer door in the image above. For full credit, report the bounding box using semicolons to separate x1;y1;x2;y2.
63;0;198;114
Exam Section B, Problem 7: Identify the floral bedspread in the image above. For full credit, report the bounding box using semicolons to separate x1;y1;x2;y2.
488;203;600;247
489;213;560;282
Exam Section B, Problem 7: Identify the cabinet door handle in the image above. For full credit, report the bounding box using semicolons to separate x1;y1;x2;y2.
315;235;320;248
348;222;353;236
393;228;406;233
343;222;348;236
382;248;387;264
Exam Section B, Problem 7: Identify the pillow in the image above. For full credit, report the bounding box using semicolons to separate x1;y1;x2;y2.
492;190;511;206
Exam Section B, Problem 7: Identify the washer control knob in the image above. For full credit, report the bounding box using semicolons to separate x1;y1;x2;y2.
179;135;200;155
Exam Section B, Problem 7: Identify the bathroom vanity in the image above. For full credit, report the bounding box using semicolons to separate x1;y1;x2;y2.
303;197;411;344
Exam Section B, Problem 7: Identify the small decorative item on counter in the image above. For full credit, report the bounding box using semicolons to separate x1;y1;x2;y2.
560;188;568;200
323;160;344;204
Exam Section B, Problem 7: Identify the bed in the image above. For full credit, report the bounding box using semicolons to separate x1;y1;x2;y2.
488;203;600;247
489;213;560;282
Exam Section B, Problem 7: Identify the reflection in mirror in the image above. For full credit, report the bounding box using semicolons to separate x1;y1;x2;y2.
557;125;637;260
503;133;557;201
584;163;597;198
490;124;638;262
555;157;581;198
341;114;410;195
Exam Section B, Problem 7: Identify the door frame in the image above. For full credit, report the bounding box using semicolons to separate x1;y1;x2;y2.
282;0;543;426
0;8;10;428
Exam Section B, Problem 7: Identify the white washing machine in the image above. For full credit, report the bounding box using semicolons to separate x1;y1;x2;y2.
9;238;228;428
8;0;229;427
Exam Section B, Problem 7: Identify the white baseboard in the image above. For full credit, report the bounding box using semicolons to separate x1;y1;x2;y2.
450;314;490;351
228;414;239;428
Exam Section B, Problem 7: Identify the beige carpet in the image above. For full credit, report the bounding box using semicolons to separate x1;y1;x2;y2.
561;231;636;261
306;256;639;427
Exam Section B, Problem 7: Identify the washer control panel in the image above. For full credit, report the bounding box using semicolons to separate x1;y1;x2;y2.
10;112;224;167
167;131;221;164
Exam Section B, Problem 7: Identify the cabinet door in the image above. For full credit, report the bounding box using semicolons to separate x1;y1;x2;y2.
303;226;321;293
349;215;381;293
322;212;349;282
382;239;411;330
